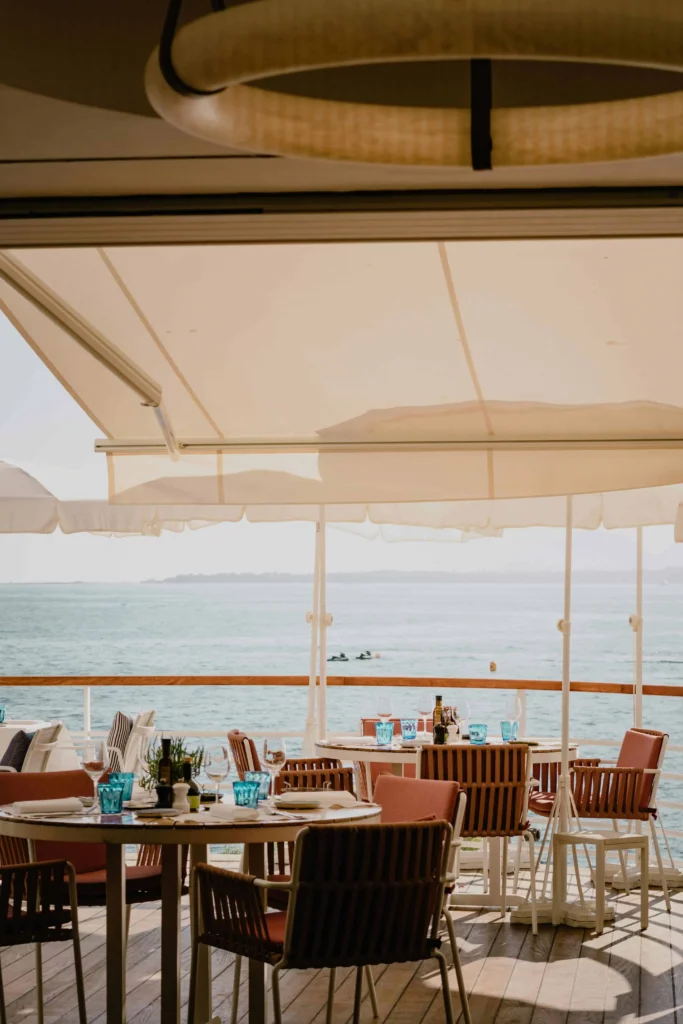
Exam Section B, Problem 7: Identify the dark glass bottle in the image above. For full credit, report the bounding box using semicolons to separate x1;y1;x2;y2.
157;737;173;787
183;756;201;812
432;694;447;745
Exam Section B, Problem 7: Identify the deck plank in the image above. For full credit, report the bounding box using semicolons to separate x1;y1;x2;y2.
527;925;584;1024
1;870;678;1024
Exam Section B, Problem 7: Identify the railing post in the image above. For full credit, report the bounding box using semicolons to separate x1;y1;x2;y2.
517;688;527;737
83;685;92;742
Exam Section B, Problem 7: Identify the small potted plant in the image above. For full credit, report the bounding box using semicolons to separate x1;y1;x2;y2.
140;737;204;791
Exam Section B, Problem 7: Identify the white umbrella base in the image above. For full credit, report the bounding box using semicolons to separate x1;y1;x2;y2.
609;865;683;890
510;898;616;929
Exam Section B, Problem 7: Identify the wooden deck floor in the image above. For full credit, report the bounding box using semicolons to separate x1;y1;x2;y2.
1;868;681;1024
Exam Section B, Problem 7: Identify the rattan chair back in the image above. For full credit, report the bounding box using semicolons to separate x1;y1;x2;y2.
0;860;74;946
420;743;531;838
228;729;261;779
283;820;450;969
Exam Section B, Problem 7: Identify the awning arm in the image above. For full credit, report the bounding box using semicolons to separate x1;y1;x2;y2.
94;437;683;456
0;252;177;457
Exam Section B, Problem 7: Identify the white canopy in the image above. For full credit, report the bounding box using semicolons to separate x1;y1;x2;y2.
1;239;683;507
0;460;239;536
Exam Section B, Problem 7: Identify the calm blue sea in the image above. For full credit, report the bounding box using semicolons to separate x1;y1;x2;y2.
0;580;681;847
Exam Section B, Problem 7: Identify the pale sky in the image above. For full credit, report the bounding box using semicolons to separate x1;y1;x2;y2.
1;312;681;583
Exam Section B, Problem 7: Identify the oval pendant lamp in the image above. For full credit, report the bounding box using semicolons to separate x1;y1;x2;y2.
145;0;683;168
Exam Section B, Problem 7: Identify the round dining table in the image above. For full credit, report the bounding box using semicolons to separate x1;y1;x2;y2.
0;801;381;1024
315;735;579;911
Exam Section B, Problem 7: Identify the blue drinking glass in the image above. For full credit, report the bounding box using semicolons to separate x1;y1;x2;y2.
511;720;520;741
0;705;5;725
400;719;418;741
469;723;488;745
244;770;271;800
375;721;394;746
98;783;124;814
108;772;135;800
233;780;260;808
500;720;513;742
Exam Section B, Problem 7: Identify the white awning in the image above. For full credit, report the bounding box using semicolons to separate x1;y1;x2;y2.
2;239;683;505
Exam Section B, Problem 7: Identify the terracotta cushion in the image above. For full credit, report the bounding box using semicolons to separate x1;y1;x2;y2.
264;911;288;945
617;730;665;807
1;770;105;874
374;774;459;826
75;863;166;904
528;792;556;816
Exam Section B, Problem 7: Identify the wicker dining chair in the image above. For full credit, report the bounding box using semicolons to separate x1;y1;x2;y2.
358;718;432;798
0;859;87;1024
528;755;601;899
569;728;671;911
189;821;461;1024
228;729;262;778
0;771;188;939
372;774;471;1023
419;743;538;932
230;762;358;1024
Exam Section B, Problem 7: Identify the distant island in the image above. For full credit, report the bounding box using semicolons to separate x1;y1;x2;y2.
144;569;683;584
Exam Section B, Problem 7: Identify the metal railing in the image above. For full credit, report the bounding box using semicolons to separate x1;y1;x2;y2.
1;674;681;843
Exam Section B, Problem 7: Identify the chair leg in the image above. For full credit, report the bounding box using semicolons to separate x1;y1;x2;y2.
326;967;337;1024
353;966;363;1024
482;838;489;894
640;841;649;931
434;950;455;1024
0;956;7;1024
443;908;472;1024
525;832;538;936
594;846;605;936
71;924;88;1024
649;816;671;912
35;943;44;1024
364;966;379;1018
535;806;555;875
512;836;523;894
272;963;283;1024
501;837;508;918
187;937;199;1024
231;954;242;1024
658;814;677;870
571;845;585;907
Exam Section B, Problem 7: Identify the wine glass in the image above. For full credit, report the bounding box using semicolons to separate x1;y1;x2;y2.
81;739;109;814
262;737;287;794
205;744;230;804
376;694;393;724
417;699;432;735
505;695;523;739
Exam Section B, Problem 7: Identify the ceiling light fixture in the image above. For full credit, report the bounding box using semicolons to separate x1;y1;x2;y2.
145;0;683;169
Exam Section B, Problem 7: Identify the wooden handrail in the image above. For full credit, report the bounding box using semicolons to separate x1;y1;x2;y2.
0;675;681;697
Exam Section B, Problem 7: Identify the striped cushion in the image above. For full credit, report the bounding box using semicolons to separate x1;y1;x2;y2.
107;712;134;772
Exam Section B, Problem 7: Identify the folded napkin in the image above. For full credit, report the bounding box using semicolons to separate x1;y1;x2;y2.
277;790;357;808
12;797;85;816
208;804;260;822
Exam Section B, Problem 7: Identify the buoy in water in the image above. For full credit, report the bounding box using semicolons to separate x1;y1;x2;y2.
490;661;497;672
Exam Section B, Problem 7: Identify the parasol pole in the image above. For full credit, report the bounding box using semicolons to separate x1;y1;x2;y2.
632;526;644;728
559;494;573;832
303;518;322;754
317;505;328;740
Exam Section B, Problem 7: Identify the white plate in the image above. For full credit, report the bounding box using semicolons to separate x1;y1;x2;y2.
274;796;321;810
134;808;181;818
